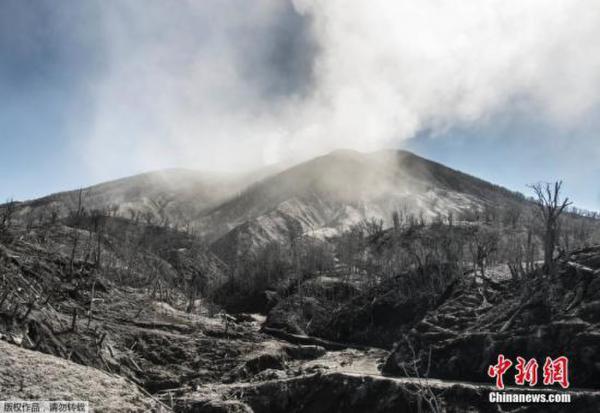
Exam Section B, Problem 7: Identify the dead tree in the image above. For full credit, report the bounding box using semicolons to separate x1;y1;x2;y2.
529;181;572;275
89;209;106;268
392;211;401;232
468;227;499;279
397;335;443;413
67;189;87;278
0;199;16;238
87;280;96;328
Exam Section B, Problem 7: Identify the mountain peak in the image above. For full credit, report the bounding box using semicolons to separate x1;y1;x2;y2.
326;148;364;157
16;148;526;249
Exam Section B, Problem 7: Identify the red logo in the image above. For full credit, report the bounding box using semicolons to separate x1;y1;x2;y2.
543;356;570;389
487;355;570;389
515;356;539;386
487;354;513;389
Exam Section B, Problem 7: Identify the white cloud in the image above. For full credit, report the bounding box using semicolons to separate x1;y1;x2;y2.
80;0;600;177
293;0;600;138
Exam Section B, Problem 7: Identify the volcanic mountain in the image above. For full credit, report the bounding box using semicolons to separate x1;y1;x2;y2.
204;149;526;257
12;149;527;255
12;166;279;229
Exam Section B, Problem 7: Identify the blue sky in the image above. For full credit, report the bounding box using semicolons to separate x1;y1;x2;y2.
406;109;600;211
1;1;599;210
0;1;103;200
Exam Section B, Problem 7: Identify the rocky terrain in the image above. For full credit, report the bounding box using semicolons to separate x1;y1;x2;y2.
2;150;600;412
383;246;600;386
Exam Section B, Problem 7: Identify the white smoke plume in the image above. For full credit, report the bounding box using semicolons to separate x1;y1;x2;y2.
80;0;600;178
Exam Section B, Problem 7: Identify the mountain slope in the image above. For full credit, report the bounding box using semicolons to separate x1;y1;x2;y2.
9;149;529;259
208;149;527;257
13;166;280;229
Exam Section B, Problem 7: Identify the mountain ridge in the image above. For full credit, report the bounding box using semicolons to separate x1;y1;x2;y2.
11;149;531;254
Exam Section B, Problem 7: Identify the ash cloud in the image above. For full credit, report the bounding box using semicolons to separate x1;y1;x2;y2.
71;0;600;178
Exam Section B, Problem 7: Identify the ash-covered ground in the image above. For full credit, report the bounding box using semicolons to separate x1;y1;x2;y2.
2;152;600;412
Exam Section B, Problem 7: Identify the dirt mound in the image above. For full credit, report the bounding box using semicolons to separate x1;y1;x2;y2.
0;340;159;412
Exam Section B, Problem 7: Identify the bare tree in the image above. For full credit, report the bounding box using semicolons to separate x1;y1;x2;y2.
397;336;443;413
66;188;88;278
502;204;522;229
0;199;17;235
392;211;401;232
363;217;384;238
89;209;106;268
529;181;572;275
468;226;499;279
